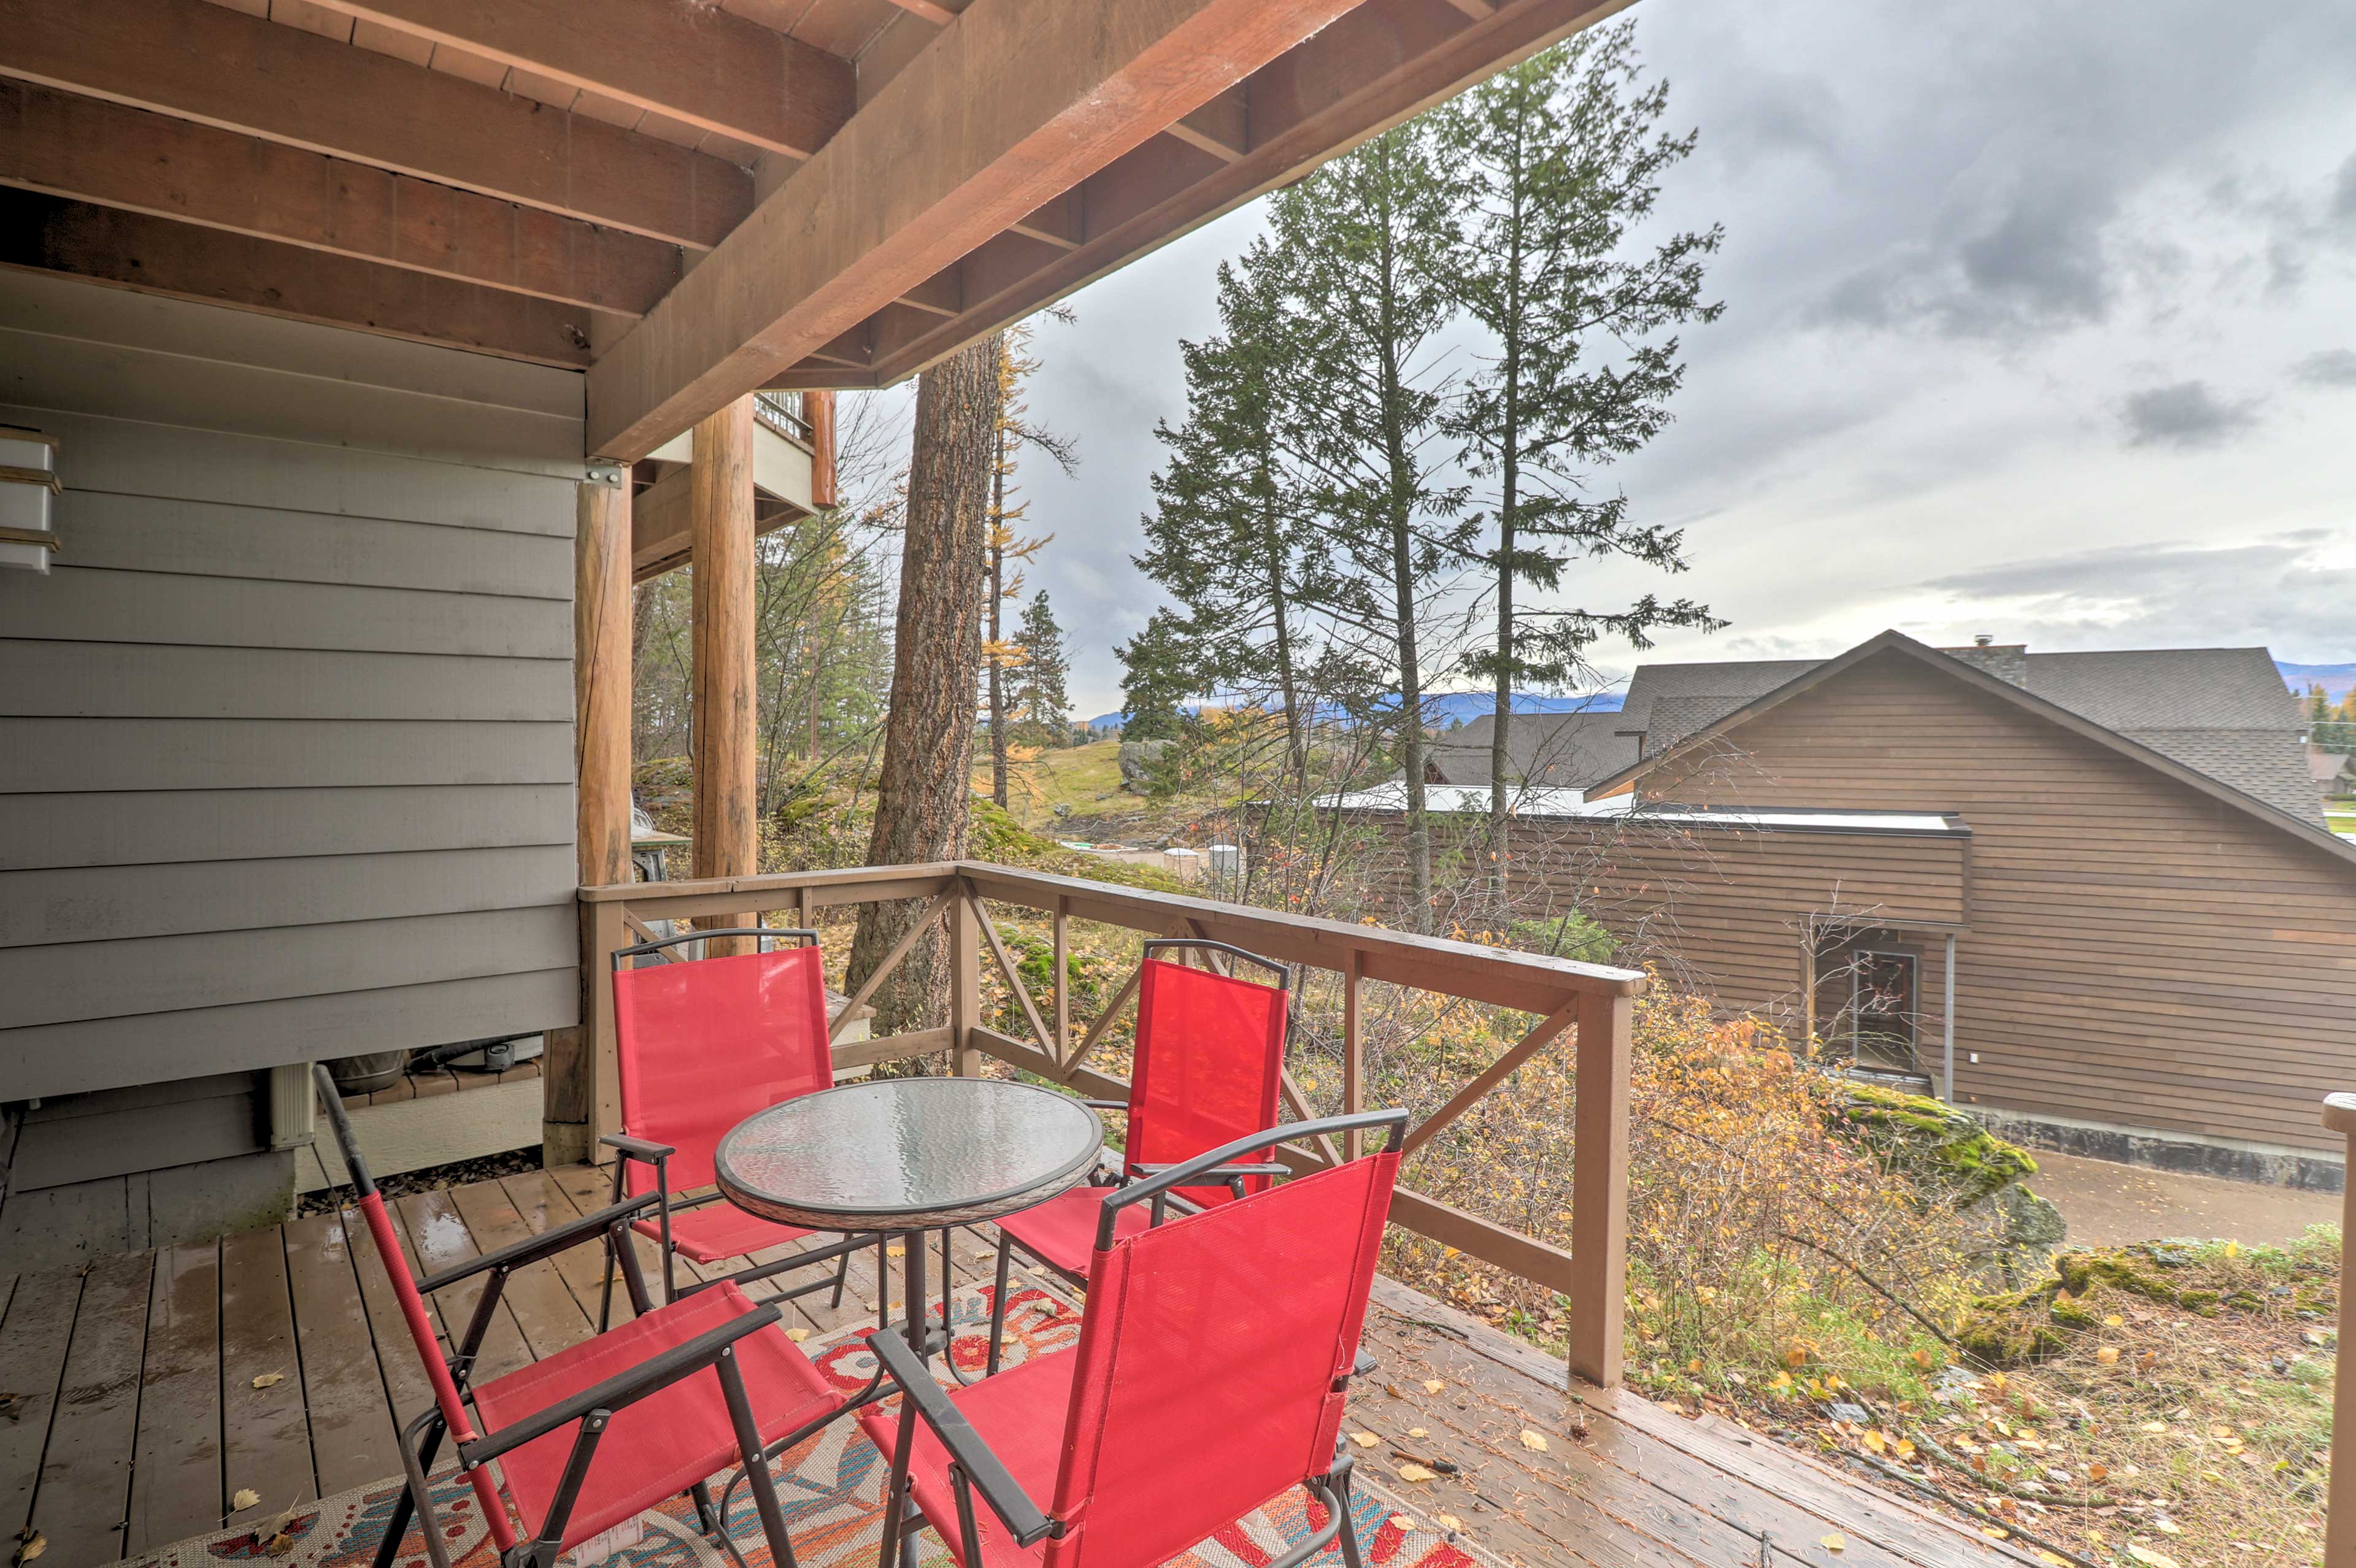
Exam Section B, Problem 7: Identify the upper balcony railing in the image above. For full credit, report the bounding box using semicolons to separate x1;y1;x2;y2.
569;860;1645;1389
752;391;815;447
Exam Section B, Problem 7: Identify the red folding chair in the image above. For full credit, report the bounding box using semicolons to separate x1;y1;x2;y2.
864;1110;1404;1568
604;928;878;1329
311;1065;842;1568
982;939;1289;1374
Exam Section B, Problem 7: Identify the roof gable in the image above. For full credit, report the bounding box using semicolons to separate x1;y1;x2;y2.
1589;630;2356;870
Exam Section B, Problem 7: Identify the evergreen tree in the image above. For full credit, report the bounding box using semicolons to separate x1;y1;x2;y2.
1114;611;1193;741
1010;590;1072;741
980;318;1076;807
1431;23;1724;865
1269;121;1471;931
1133;254;1330;784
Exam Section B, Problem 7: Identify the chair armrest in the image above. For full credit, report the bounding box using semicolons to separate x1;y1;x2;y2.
600;1132;677;1164
417;1191;660;1293
460;1299;789;1464
1079;1099;1126;1113
1130;1163;1288;1180
869;1328;1056;1547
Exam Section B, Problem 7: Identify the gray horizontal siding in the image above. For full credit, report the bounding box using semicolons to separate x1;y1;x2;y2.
0;641;570;720
0;844;578;948
0;567;571;658
0;785;572;870
0;404;580;529
0;719;572;793
55;490;570;598
0;904;576;1031
0;274;585;1102
0;970;576;1104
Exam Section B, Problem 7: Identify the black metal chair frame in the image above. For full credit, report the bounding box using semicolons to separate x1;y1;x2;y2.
310;1066;839;1568
981;938;1291;1376
599;927;879;1331
877;1108;1406;1568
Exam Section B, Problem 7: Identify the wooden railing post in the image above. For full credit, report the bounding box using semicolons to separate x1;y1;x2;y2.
950;887;980;1077
546;474;631;1167
2323;1093;2356;1568
1566;988;1633;1389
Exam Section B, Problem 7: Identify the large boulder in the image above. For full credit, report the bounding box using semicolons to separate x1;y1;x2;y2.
1118;739;1172;793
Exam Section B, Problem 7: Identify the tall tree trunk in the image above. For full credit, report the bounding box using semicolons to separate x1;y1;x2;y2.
1257;447;1311;791
1488;132;1528;915
988;439;1011;809
1376;180;1433;932
849;336;1004;1037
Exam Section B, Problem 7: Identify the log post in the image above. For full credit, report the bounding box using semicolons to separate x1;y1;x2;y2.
1566;988;1632;1389
690;396;758;954
2323;1093;2356;1568
545;474;632;1166
804;390;837;509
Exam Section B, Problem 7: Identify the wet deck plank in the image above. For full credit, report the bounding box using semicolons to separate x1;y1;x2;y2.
27;1252;152;1565
123;1243;223;1556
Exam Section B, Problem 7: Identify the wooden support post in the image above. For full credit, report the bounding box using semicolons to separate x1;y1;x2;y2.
1342;952;1364;1161
1941;932;1958;1102
1566;988;1632;1390
2325;1094;2356;1568
950;888;981;1077
804;390;837;509
547;476;632;1166
1052;896;1070;1061
690;396;758;955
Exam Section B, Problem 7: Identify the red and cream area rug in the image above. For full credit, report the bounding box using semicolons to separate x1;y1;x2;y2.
126;1280;1493;1568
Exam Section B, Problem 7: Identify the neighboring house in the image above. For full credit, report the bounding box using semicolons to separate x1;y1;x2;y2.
1570;631;2355;1183
2311;745;2355;804
1423;707;1638;789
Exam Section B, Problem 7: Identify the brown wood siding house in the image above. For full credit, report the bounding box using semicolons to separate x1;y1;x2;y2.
1579;631;2356;1178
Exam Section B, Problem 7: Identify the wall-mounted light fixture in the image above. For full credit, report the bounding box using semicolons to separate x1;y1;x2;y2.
0;426;61;575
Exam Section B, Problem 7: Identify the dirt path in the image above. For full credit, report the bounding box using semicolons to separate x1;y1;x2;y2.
2032;1147;2340;1248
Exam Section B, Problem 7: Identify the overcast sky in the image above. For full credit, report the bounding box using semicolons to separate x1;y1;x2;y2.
884;0;2356;716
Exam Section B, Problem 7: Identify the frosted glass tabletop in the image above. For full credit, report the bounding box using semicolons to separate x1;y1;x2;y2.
713;1077;1104;1232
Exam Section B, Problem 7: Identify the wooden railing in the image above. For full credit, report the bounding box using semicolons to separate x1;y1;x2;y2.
571;860;1647;1388
2324;1094;2355;1567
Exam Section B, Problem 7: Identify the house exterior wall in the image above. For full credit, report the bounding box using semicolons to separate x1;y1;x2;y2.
1631;648;2356;1163
0;273;585;1261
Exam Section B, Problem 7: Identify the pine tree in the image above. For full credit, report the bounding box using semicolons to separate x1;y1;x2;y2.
1010;590;1072;741
980;318;1076;807
1431;23;1724;869
1269;121;1471;931
1114;612;1192;741
1133;253;1330;785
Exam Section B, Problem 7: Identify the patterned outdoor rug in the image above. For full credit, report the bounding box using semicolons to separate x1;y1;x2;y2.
128;1279;1490;1568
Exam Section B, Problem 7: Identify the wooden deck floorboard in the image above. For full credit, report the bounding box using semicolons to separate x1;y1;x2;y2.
2;1165;2028;1568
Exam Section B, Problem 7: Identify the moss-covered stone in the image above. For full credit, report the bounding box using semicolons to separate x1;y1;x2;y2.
1957;1244;2274;1364
1836;1084;2038;1207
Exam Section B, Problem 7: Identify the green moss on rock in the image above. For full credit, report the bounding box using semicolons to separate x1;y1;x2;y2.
1836;1084;2037;1207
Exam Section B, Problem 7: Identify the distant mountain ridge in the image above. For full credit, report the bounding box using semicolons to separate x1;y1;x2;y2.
1082;690;1622;732
2279;661;2356;702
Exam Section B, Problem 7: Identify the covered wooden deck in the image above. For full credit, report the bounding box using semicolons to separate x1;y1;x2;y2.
0;1162;2033;1568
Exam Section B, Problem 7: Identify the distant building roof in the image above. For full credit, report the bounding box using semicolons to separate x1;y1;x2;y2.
1607;642;2320;827
1423;710;1637;790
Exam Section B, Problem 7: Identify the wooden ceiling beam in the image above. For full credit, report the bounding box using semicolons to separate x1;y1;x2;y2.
842;0;1635;388
585;0;1370;460
0;81;679;316
0;190;595;366
293;0;854;160
0;0;753;249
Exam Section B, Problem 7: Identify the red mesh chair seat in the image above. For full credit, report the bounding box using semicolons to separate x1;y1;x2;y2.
633;1202;815;1266
855;1350;1077;1567
991;1187;1149;1280
472;1283;839;1550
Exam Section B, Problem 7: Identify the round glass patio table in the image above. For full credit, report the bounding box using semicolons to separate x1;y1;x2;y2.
713;1077;1103;1356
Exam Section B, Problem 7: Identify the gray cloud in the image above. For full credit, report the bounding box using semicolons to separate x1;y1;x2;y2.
2295;348;2356;387
1920;534;2356;659
2120;381;2260;448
